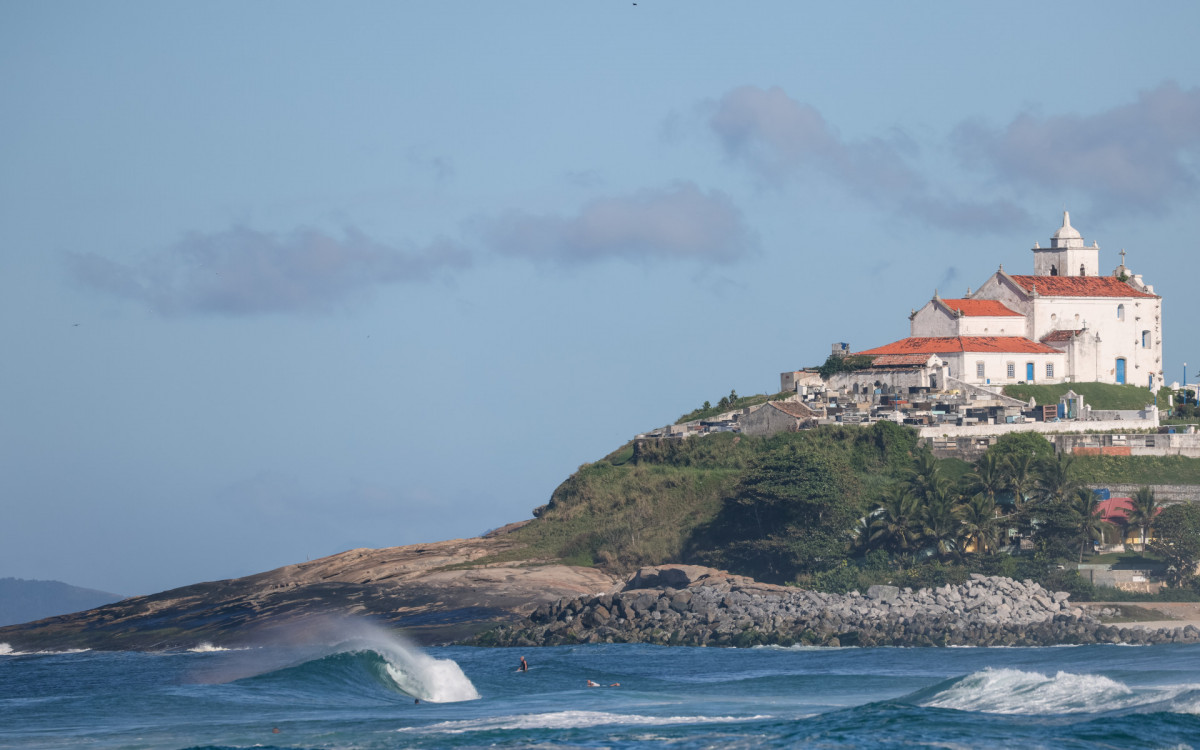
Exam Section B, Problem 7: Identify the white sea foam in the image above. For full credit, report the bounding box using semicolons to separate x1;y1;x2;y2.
923;668;1200;715
0;643;91;656
379;642;479;703
188;642;231;653
190;616;479;703
399;710;768;734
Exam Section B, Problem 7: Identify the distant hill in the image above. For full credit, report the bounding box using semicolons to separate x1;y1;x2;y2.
0;578;124;627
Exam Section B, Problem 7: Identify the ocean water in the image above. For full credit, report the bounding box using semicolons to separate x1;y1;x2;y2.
3;630;1199;749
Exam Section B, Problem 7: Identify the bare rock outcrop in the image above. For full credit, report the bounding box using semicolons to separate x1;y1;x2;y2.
0;523;620;651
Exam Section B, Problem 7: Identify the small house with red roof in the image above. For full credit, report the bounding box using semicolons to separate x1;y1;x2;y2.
1095;496;1163;547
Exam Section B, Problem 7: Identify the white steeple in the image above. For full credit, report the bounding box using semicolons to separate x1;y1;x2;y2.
1051;211;1084;248
1033;211;1098;276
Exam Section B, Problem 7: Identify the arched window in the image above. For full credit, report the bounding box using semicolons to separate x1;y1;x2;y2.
1080;264;1086;276
1050;264;1058;276
1117;304;1125;320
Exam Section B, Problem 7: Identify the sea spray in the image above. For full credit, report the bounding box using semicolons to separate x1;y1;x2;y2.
190;614;479;701
921;668;1135;714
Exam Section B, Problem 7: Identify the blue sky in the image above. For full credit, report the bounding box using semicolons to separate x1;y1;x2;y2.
3;1;1199;595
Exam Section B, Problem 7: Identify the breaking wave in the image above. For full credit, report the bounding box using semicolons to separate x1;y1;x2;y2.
197;619;478;703
0;642;90;657
400;710;768;734
187;642;236;653
914;668;1200;715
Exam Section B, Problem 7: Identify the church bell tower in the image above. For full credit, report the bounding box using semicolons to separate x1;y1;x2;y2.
1031;211;1100;277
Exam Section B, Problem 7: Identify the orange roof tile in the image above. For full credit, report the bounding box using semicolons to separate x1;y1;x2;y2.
769;401;820;419
1095;496;1160;523
1041;329;1084;343
1009;275;1158;299
870;354;936;366
940;298;1023;317
857;336;1060;356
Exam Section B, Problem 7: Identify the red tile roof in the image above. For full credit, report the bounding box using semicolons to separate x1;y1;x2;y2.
857;336;1060;356
1041;329;1084;343
940;298;1023;317
1095;496;1160;523
1097;497;1133;522
769;401;820;419
871;354;936;366
1009;275;1158;298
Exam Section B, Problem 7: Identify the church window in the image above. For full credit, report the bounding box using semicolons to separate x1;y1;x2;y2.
976;362;985;379
1046;363;1054;378
1007;362;1015;379
1080;264;1086;276
1050;264;1058;276
1142;330;1151;348
1117;304;1125;320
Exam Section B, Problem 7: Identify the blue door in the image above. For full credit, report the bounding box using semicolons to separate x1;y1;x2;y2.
1116;358;1126;384
1026;362;1034;381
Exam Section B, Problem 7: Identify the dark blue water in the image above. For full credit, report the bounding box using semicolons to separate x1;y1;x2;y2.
3;632;1199;749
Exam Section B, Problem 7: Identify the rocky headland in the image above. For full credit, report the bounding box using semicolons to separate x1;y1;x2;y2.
5;529;1199;651
0;523;619;651
478;564;1200;648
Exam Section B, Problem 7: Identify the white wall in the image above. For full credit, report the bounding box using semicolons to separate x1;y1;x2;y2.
943;350;1067;386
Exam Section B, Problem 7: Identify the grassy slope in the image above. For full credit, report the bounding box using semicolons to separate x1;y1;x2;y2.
1002;382;1167;410
1074;454;1200;485
500;424;918;573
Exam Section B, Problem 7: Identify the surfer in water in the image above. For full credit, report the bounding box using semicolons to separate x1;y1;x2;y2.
587;679;600;687
519;656;528;672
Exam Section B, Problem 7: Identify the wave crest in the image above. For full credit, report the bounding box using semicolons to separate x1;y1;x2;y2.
400;710;766;734
920;668;1200;715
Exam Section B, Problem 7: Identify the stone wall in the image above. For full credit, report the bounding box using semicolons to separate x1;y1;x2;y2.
918;418;1160;441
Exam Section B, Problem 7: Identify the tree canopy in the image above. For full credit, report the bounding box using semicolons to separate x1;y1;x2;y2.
1149;503;1200;587
691;444;862;583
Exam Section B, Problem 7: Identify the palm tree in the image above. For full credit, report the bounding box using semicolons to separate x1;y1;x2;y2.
1035;452;1080;505
1005;452;1038;508
863;486;923;557
907;447;946;503
1072;487;1114;563
964;452;1008;505
921;484;964;560
1126;486;1161;551
958;493;999;555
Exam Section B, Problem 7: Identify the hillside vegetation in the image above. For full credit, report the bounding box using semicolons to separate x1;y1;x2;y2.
506;422;918;572
495;424;1200;599
1074;454;1200;486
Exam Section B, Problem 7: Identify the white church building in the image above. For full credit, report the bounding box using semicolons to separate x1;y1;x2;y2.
856;213;1163;390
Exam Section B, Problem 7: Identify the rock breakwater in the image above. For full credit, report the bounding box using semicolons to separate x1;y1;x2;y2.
478;565;1200;648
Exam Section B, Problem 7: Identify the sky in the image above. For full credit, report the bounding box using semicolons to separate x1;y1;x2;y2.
3;1;1199;596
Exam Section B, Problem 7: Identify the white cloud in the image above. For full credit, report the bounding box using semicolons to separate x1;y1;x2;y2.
952;81;1200;214
67;225;471;316
479;181;758;265
706;85;1033;232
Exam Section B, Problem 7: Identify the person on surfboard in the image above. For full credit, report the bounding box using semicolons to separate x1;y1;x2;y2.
518;656;528;672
